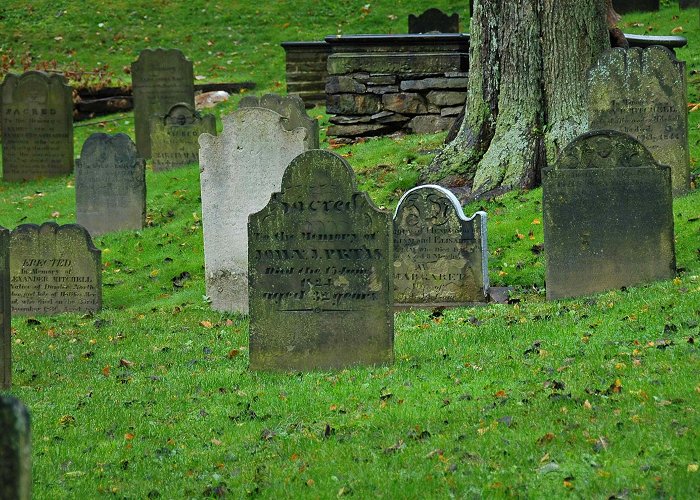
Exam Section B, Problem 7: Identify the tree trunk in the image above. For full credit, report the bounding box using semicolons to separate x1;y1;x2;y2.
423;0;610;200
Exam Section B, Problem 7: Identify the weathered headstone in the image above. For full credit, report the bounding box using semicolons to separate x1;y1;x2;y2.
131;48;194;159
543;130;675;300
612;0;659;13
1;227;10;389
393;185;488;307
408;8;460;33
249;150;394;371
588;46;689;194
151;103;216;171
0;71;73;181
76;133;146;236
199;107;307;313
10;223;102;315
0;397;31;500
239;93;319;149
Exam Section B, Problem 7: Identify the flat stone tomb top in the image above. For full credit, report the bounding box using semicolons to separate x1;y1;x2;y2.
151;102;216;171
238;93;318;149
393;185;488;307
249;150;393;371
543;130;675;300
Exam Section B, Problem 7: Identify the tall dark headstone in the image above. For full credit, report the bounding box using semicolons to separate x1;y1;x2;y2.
76;133;146;236
408;8;460;33
131;48;195;159
0;227;10;389
10;223;102;315
249;150;394;371
612;0;660;13
151;103;216;171
543;130;675;300
0;71;73;181
588;47;690;194
394;185;488;307
239;93;320;149
0;397;31;500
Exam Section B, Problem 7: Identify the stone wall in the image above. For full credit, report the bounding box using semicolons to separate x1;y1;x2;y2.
281;41;331;107
324;34;469;138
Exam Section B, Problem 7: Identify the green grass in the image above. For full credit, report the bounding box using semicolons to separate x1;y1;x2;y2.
1;1;700;497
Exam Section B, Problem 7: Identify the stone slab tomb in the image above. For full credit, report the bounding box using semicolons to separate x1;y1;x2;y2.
249;150;394;371
543;130;675;300
199;107;307;313
588;46;689;194
280;41;332;106
10;223;102;315
131;48;194;159
239;93;319;149
151;103;216;171
0;396;31;500
0;71;73;181
1;227;10;389
408;8;459;34
394;185;488;307
76;133;146;236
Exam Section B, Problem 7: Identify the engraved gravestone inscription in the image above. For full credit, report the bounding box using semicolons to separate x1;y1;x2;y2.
151;103;216;171
249;150;394;371
239;93;319;149
0;228;10;389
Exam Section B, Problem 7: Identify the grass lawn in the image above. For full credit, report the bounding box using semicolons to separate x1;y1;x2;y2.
1;1;699;497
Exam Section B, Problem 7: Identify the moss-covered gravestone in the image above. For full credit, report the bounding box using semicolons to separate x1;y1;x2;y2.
249;150;393;371
0;397;31;500
588;47;689;194
151;103;216;171
394;185;488;307
239;93;319;149
543;130;675;300
0;71;73;181
1;227;10;389
131;48;194;159
76;133;146;236
10;223;101;315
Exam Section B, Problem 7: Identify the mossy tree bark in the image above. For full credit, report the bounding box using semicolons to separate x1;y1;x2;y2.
423;0;610;200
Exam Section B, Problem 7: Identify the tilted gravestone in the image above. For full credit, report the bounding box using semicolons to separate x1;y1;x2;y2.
0;397;31;500
76;133;146;236
543;130;675;300
199;107;307;313
408;8;460;33
1;227;10;389
10;223;102;315
131;48;194;159
588;46;689;194
151;103;216;171
612;0;659;13
239;93;319;149
0;71;73;181
393;185;488;307
249;150;394;371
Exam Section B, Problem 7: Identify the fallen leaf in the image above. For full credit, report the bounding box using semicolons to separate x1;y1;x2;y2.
200;320;213;328
119;358;134;368
101;365;111;377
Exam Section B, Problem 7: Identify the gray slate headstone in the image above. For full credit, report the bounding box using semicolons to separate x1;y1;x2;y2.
588;47;689;194
199;107;307;313
249;150;394;371
131;48;195;159
10;223;102;315
408;8;460;33
151;103;216;171
0;397;31;500
76;133;146;236
543;130;675;300
0;71;73;181
0;227;9;389
239;93;319;149
394;185;488;307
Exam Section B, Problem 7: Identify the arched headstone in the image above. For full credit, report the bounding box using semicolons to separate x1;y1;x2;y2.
151;103;216;171
239;93;319;149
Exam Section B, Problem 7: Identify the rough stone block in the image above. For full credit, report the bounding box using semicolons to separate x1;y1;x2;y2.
371;111;411;124
426;91;467;106
326;76;366;94
440;106;464;117
382;93;429;114
408;115;455;134
327;123;391;137
400;77;468;91
326;93;382;115
367;85;399;94
328;53;467;76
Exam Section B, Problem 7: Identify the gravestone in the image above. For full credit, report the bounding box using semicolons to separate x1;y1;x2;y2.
239;93;319;149
1;227;10;389
394;185;488;307
76;133;146;236
131;48;194;159
151;103;216;171
542;130;675;300
0;71;73;181
0;397;31;500
408;8;460;33
612;0;659;13
679;0;699;8
10;223;102;315
249;150;394;371
588;46;689;194
199;107;307;313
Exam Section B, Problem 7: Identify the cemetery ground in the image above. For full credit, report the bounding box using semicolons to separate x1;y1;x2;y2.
1;0;699;497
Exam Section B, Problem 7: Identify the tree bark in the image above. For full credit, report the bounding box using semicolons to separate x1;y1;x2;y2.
423;0;610;200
